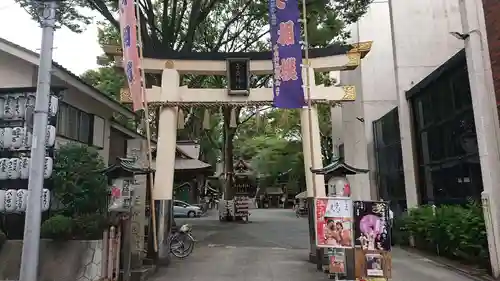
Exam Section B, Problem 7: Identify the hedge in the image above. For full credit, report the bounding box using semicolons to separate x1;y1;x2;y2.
393;203;490;269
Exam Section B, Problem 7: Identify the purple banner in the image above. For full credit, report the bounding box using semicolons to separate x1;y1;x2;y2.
269;0;305;109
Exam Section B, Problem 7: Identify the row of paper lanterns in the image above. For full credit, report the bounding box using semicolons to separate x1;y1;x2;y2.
0;125;56;150
0;157;53;180
0;188;51;213
0;94;59;120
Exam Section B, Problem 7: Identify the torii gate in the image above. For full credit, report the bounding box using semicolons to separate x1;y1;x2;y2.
103;41;372;260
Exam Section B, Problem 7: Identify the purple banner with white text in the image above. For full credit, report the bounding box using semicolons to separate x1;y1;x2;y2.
269;0;305;109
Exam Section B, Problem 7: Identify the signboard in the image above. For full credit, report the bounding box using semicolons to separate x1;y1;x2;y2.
315;197;353;248
327;249;346;274
268;0;305;108
353;201;391;251
227;59;250;95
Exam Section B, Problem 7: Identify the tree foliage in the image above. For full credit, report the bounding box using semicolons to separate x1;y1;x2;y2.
81;66;125;100
15;0;372;193
52;143;108;216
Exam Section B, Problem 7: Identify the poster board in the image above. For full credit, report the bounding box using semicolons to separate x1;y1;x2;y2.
354;248;392;279
315;197;353;248
353;200;392;279
327;248;346;274
353;201;391;251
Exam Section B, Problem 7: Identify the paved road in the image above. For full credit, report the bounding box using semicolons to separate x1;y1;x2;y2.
152;209;477;281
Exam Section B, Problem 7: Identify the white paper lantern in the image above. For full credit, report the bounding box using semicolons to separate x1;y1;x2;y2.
3;127;12;149
7;158;20;179
26;94;36;108
0;158;7;180
45;125;56;147
0;190;5;212
11;127;23;149
49;96;59;116
0;96;5;119
41;188;51;211
16;189;28;212
22;128;32;150
25;95;35;119
20;157;30;179
16;96;26;119
4;189;17;213
3;96;16;119
44;157;53;179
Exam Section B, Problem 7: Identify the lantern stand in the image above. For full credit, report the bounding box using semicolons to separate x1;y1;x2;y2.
99;157;155;281
311;157;368;280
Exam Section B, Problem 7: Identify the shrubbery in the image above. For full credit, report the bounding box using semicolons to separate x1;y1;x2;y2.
41;144;109;241
41;215;74;240
394;203;490;269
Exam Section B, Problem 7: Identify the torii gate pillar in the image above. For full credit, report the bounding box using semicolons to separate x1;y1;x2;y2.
300;68;326;199
152;68;179;262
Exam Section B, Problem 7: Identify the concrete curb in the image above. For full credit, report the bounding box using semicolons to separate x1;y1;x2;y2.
398;247;494;281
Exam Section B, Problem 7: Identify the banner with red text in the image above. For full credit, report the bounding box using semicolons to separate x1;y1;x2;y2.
268;0;305;108
119;0;143;111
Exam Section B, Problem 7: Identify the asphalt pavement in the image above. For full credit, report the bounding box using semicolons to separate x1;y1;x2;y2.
151;208;479;281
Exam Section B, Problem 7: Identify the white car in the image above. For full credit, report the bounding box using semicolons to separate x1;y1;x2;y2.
173;200;203;218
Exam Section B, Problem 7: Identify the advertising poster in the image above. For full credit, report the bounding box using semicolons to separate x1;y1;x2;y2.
329;250;346;274
365;253;384;277
354;248;392;279
315;197;353;248
353;201;391;251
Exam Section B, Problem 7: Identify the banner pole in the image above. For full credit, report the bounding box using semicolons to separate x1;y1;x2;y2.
301;0;316;196
134;0;158;253
300;0;322;267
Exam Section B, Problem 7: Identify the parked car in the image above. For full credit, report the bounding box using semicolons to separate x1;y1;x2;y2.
173;200;203;218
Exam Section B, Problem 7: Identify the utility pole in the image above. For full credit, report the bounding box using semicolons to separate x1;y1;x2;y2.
19;1;58;281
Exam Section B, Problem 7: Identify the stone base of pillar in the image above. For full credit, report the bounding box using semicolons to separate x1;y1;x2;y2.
317;248;326;271
155;199;173;266
307;197;317;264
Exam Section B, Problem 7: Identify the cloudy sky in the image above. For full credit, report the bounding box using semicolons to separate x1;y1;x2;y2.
0;0;102;75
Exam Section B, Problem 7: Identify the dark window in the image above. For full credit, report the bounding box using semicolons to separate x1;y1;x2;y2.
57;102;93;144
410;56;481;205
373;107;406;213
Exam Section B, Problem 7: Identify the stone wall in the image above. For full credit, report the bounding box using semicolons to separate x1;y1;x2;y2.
0;239;103;281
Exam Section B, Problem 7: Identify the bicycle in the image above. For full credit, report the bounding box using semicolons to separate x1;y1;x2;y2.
169;224;196;258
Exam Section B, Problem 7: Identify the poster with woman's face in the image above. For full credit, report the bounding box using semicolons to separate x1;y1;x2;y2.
353;201;391;251
315;198;354;248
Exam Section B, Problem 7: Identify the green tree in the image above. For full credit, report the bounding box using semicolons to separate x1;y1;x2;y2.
16;0;372;198
81;66;125;100
80;23;124;101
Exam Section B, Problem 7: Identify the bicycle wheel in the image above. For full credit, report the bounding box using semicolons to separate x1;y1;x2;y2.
170;233;195;258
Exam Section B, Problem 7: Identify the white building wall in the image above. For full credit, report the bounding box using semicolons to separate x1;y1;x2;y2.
0;51;35;87
339;0;398;200
0;50;113;164
337;0;464;205
389;0;463;207
51;76;112;164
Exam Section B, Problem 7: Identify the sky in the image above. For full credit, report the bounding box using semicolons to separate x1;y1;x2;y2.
0;0;102;75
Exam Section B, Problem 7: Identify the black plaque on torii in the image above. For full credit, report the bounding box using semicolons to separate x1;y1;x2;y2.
226;58;250;96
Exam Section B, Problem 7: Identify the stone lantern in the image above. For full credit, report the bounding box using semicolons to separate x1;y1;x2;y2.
311;157;369;197
98;157;154;281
